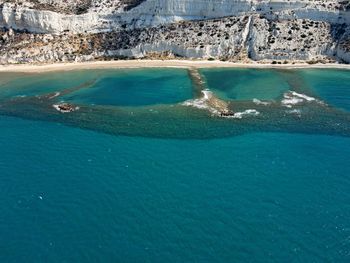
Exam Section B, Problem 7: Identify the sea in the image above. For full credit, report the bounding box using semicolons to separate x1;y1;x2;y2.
0;67;349;262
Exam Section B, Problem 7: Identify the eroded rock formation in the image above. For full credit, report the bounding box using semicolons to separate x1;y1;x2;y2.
0;0;349;64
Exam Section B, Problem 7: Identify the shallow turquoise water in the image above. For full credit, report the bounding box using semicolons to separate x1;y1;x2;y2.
200;68;290;101
0;68;193;106
0;68;350;262
300;69;350;112
62;68;193;106
0;71;98;99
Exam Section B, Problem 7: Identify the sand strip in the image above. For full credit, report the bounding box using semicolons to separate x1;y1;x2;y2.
0;60;350;73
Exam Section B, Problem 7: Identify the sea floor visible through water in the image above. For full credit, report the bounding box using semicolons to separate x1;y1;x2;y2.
0;67;350;139
0;67;350;262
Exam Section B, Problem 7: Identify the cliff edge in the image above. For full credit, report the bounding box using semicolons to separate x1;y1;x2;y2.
0;0;349;64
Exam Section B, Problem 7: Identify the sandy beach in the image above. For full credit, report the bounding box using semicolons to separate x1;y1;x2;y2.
0;60;350;73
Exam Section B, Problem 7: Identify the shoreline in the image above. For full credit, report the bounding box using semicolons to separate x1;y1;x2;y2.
0;60;350;73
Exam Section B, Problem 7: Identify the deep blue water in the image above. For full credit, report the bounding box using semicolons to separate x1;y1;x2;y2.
0;68;350;262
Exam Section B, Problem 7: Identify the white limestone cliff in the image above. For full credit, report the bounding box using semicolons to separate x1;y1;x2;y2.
0;0;348;34
0;0;349;64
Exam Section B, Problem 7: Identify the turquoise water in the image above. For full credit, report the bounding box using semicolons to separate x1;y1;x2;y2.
0;68;350;262
62;69;193;106
0;69;192;106
0;71;98;99
300;69;350;112
200;68;290;101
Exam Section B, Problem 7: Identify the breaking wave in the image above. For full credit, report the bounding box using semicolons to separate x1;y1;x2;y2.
226;109;260;119
182;89;220;115
253;98;271;106
281;91;323;108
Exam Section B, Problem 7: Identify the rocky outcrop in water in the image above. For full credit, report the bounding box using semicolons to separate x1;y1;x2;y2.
0;0;349;64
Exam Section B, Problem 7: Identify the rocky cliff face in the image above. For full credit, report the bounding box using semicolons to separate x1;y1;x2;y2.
0;0;349;64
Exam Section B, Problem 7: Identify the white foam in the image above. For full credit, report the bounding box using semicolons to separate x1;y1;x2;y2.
202;89;212;100
182;99;220;115
290;91;316;102
253;98;271;106
224;109;260;119
182;98;207;109
48;92;60;99
183;90;260;119
281;91;319;107
53;104;61;111
281;96;303;106
182;89;218;114
53;103;79;113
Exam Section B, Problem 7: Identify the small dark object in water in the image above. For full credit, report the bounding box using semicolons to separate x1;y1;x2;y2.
220;111;235;117
53;103;78;113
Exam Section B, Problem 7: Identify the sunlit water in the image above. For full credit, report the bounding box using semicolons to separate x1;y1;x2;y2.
0;68;349;262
